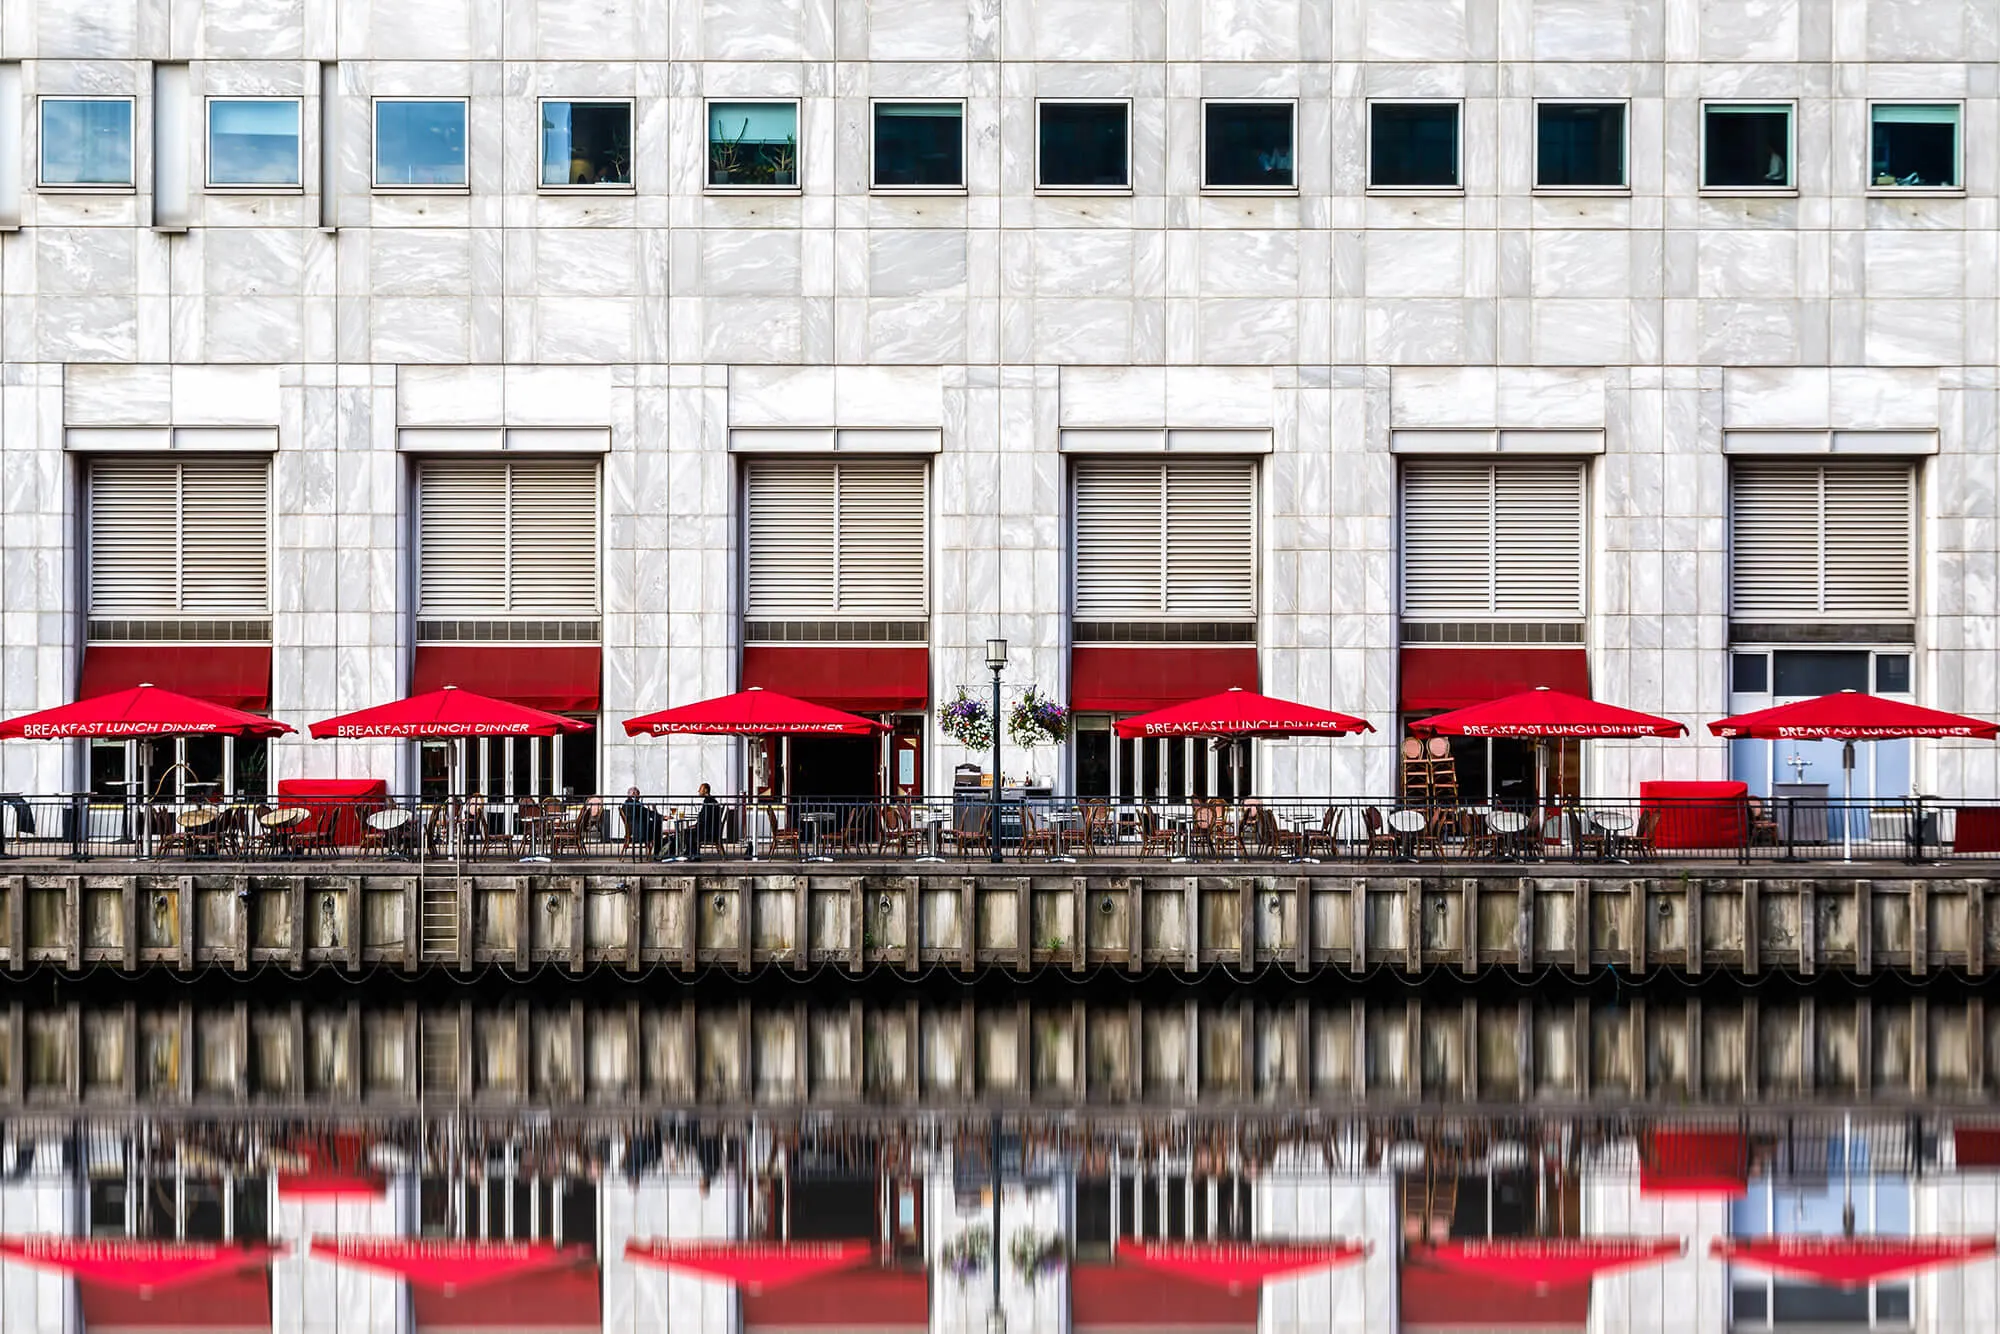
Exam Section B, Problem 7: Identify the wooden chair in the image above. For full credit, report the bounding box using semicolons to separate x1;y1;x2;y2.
544;802;586;856
1628;807;1663;860
1189;802;1223;858
766;806;802;859
879;805;928;858
1745;796;1780;847
941;804;990;857
1302;806;1341;859
1079;800;1112;855
1019;805;1058;858
1234;804;1277;859
463;798;518;858
1362;806;1400;858
1138;808;1178;858
1462;811;1503;860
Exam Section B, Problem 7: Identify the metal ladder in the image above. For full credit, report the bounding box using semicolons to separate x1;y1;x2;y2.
419;880;459;960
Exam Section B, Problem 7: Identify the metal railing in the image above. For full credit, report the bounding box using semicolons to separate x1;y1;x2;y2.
0;790;1991;865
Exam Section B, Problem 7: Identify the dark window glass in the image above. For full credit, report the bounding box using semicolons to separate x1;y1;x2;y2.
1730;1282;1769;1322
511;1177;537;1239
88;740;127;798
185;735;224;795
1370;103;1458;187
561;724;596;799
1447;1174;1489;1238
1537;103;1624;187
561;1179;597;1251
1732;652;1770;693
419;1176;452;1236
1876;654;1911;694
1872;105;1958;188
1703;105;1791;188
792;1176;876;1240
233;1176;269;1244
1770;1280;1871;1323
88;1178;129;1238
874;103;963;188
233;735;269;798
1773;650;1870;698
1489;1173;1537;1237
1076;725;1111;797
1204;103;1293;188
1038;103;1128;188
1075;1178;1114;1259
1117;1176;1141;1238
543;101;631;186
184;1179;226;1240
1163;1175;1187;1237
141;1180;177;1238
1876;1282;1911;1320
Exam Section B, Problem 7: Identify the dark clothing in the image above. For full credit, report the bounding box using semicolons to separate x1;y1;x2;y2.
622;797;664;855
695;796;723;848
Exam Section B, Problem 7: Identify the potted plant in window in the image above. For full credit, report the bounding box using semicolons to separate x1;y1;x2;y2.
709;118;748;185
771;133;797;186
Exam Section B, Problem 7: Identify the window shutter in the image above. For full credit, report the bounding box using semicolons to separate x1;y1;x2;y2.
1074;459;1255;619
834;459;927;616
1402;461;1584;618
88;456;269;617
1074;460;1166;618
1731;462;1913;619
745;461;836;617
418;459;508;616
419;458;597;617
506;459;599;615
1163;460;1256;617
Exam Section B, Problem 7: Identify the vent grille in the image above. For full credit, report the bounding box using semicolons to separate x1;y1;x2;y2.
1400;622;1586;645
1729;622;1915;646
89;619;272;643
743;620;927;644
417;619;601;643
1072;622;1256;644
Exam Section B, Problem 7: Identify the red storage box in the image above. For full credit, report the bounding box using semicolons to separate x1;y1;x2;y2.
1640;780;1749;850
277;778;388;847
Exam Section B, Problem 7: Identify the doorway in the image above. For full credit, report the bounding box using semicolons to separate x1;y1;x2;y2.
788;735;877;798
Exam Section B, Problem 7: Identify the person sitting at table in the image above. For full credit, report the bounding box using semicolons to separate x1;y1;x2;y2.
622;788;665;857
693;783;723;854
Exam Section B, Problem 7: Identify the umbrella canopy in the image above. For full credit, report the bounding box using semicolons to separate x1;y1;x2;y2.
308;686;591;739
622;687;885;738
1112;687;1374;740
1410;687;1688;739
0;683;293;740
1709;691;2000;741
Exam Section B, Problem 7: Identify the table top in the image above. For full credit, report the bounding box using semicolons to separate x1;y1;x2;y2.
1488;811;1531;833
801;812;833;825
177;807;223;829
367;809;413;830
263;808;310;827
1589;810;1636;832
1387;809;1427;832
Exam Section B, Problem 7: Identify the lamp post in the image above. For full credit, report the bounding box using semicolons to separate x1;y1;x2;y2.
986;639;1007;865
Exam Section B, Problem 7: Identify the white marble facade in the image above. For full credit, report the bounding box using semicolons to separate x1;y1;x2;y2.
0;0;1995;800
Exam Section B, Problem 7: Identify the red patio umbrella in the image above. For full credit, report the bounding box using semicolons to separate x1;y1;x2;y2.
621;687;885;738
1709;691;1999;860
1411;687;1687;814
308;686;592;740
1112;687;1374;739
0;683;293;740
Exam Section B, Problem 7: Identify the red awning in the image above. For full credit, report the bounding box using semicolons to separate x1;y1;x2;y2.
309;1238;589;1294
742;646;928;714
623;689;886;738
1400;1264;1592;1334
1410;687;1687;739
1955;1125;2000;1168
0;1236;282;1293
309;687;594;740
1112;690;1372;740
1409;1237;1684;1291
1399;648;1590;713
0;684;292;741
623;1239;875;1294
1116;1240;1366;1292
275;1133;386;1199
80;645;273;712
1641;1128;1749;1197
1710;691;2000;741
741;1266;929;1332
1070;1265;1259;1333
412;646;601;714
1712;1235;1999;1287
1071;647;1258;714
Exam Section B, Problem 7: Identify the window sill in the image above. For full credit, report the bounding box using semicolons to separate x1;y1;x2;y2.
1698;187;1798;198
1866;186;1964;199
206;185;306;195
704;185;802;197
1531;185;1631;197
537;185;637;197
35;183;136;195
870;185;969;197
372;185;471;196
1034;186;1133;197
1367;186;1464;197
1200;186;1299;198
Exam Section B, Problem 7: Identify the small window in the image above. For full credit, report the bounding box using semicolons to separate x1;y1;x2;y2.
374;99;468;189
1772;650;1870;698
1732;652;1769;694
1703;103;1792;190
1875;654;1911;694
708;101;798;188
1536;102;1624;188
1369;102;1459;189
1203;101;1294;189
1037;101;1129;190
207;98;301;189
38;97;135;188
541;100;631;188
872;102;963;189
1871;104;1959;189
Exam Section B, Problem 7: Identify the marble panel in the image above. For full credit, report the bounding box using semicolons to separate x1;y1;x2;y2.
699;228;803;297
868;229;969;296
1365;230;1465;299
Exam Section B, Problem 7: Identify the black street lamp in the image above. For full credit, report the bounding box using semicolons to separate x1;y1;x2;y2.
985;639;1007;865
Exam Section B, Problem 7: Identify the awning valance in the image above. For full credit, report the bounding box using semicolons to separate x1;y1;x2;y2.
1071;647;1258;714
1399;647;1589;713
1408;1237;1684;1291
1640;1128;1749;1197
0;1236;282;1294
79;645;274;713
1713;1235;1998;1287
309;1238;589;1295
411;645;601;714
742;646;929;714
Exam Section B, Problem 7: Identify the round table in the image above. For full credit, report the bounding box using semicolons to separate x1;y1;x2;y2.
366;808;414;858
177;807;222;830
1587;808;1636;862
1044;812;1078;862
262;807;310;856
1487;810;1532;861
800;811;834;862
1387;809;1427;861
908;807;944;862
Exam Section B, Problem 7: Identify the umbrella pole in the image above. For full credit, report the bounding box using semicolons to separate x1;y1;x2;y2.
1842;740;1856;863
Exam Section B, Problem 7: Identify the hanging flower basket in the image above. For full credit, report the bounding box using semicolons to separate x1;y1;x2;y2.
940;688;994;750
942;1224;992;1283
1007;687;1070;749
1008;1227;1066;1282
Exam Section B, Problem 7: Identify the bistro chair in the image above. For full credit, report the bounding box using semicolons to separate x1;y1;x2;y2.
543;801;586;856
1137;807;1178;858
1362;806;1400;858
1018;805;1058;858
942;804;990;857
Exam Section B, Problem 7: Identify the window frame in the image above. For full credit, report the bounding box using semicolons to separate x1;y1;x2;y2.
1199;98;1298;196
1531;98;1630;195
203;95;304;193
371;95;471;194
36;94;137;192
1366;98;1464;195
1034;97;1134;196
704;97;802;196
1865;100;1963;196
1699;99;1798;196
868;98;967;195
536;96;635;195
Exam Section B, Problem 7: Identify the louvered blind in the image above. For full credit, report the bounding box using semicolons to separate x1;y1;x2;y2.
418;458;598;617
88;455;269;617
1400;461;1584;617
1730;462;1913;619
743;459;926;618
1073;459;1256;618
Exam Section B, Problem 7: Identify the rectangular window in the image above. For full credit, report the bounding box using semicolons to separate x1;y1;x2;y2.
541;100;631;188
206;97;301;188
1400;461;1585;618
1729;462;1915;621
872;101;963;189
1202;101;1294;189
417;457;600;618
373;98;467;189
1728;1163;1909;1330
1037;101;1129;190
88;456;270;618
1875;653;1910;694
39;96;135;187
1536;102;1625;188
743;458;927;618
1072;458;1256;620
1871;103;1959;189
1369;102;1459;189
708;101;798;188
1703;103;1793;189
1731;652;1769;694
